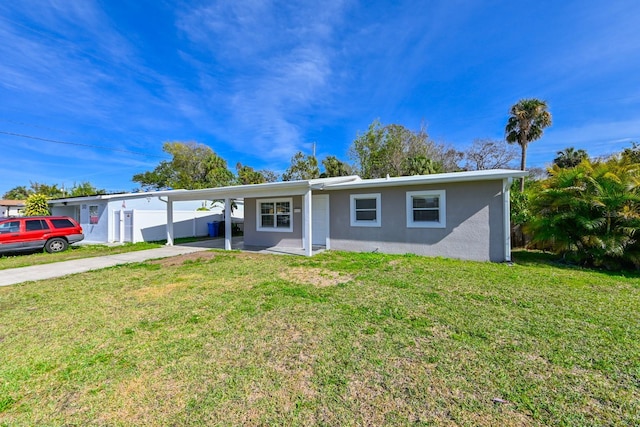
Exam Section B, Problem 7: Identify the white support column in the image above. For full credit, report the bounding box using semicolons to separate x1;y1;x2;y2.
118;209;124;243
166;198;174;246
303;189;312;257
224;197;232;250
503;178;512;262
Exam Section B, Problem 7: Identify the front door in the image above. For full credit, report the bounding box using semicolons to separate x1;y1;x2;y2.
312;195;329;247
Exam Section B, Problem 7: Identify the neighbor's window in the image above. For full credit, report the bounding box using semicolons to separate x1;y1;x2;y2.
256;198;293;232
89;205;99;224
350;193;381;227
406;190;446;228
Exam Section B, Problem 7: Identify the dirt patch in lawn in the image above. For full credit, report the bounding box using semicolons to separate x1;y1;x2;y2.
280;267;353;287
149;251;219;267
131;282;190;300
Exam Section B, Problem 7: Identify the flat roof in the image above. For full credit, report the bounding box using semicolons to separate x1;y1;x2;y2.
321;169;528;190
48;170;526;204
0;200;25;207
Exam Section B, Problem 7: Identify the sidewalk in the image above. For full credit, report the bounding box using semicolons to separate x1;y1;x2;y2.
0;245;211;287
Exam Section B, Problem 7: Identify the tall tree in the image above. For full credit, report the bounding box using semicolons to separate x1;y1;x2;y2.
505;98;552;190
29;182;65;198
282;151;319;181
2;186;30;200
69;181;106;197
464;138;518;170
236;163;267;185
133;142;233;190
553;147;588;169
349;120;460;178
402;155;442;175
260;169;279;183
320;156;353;178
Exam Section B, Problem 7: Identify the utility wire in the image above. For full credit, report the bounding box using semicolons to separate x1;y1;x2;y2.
0;131;168;159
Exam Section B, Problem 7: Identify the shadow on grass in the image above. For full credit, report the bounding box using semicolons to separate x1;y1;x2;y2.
512;249;640;279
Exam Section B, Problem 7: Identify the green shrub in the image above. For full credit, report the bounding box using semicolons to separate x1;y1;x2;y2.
24;193;50;216
527;159;640;269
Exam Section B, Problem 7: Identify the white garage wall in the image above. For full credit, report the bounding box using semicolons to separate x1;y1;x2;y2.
130;210;221;242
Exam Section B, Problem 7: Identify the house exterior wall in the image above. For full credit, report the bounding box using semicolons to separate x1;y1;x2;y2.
80;201;109;242
51;196;244;243
243;195;304;248
327;180;506;262
1;205;24;217
130;210;222;242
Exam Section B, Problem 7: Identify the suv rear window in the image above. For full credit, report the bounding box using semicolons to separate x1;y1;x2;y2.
51;218;76;229
26;219;50;231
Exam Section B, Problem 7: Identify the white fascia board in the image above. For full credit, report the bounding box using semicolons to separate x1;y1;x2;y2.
308;175;362;188
166;181;311;201
323;170;529;190
166;176;363;201
48;176;363;205
48;189;190;205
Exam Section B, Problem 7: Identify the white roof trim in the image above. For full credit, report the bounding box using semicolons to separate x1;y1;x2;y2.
322;169;528;190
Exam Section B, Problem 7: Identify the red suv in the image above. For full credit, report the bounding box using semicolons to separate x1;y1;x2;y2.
0;216;84;254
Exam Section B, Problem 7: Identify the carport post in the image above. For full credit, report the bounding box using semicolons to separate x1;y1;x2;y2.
118;209;125;243
224;197;232;250
303;189;312;257
166;198;174;246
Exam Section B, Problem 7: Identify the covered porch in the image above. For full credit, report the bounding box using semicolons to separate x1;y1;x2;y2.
159;176;361;257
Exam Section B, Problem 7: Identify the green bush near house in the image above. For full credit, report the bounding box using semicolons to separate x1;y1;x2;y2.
527;158;640;269
23;193;50;216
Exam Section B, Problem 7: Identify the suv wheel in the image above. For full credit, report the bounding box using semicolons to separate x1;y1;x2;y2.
45;237;69;253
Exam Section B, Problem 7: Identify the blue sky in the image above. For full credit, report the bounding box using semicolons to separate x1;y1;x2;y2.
1;0;639;195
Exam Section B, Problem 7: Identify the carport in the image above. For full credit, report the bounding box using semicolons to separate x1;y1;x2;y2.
158;176;361;257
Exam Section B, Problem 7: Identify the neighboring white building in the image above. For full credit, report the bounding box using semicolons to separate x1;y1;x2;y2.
0;200;25;218
49;193;243;243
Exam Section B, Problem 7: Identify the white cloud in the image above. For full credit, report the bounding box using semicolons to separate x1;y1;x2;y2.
175;0;350;160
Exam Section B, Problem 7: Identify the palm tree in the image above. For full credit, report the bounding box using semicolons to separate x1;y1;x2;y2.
505;98;552;191
553;147;588;169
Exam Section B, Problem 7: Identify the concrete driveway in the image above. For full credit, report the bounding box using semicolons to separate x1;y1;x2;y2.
0;244;212;287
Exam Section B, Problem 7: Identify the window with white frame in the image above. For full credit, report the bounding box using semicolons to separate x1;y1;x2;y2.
256;198;293;232
406;190;446;228
350;193;381;227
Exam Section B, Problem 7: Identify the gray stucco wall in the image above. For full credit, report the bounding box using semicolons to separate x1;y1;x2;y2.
244;195;304;248
327;180;506;262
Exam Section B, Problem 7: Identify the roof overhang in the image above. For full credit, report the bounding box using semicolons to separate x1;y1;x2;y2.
47;171;527;206
165;176;361;201
321;169;528;190
0;200;25;207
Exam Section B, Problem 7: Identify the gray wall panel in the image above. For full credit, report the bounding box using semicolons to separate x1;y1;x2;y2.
244;195;304;248
327;180;505;261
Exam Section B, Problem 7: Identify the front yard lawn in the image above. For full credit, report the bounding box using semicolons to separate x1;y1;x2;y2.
1;250;638;426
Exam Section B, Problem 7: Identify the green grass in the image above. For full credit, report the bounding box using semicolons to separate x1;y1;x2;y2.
0;242;162;270
0;250;638;426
